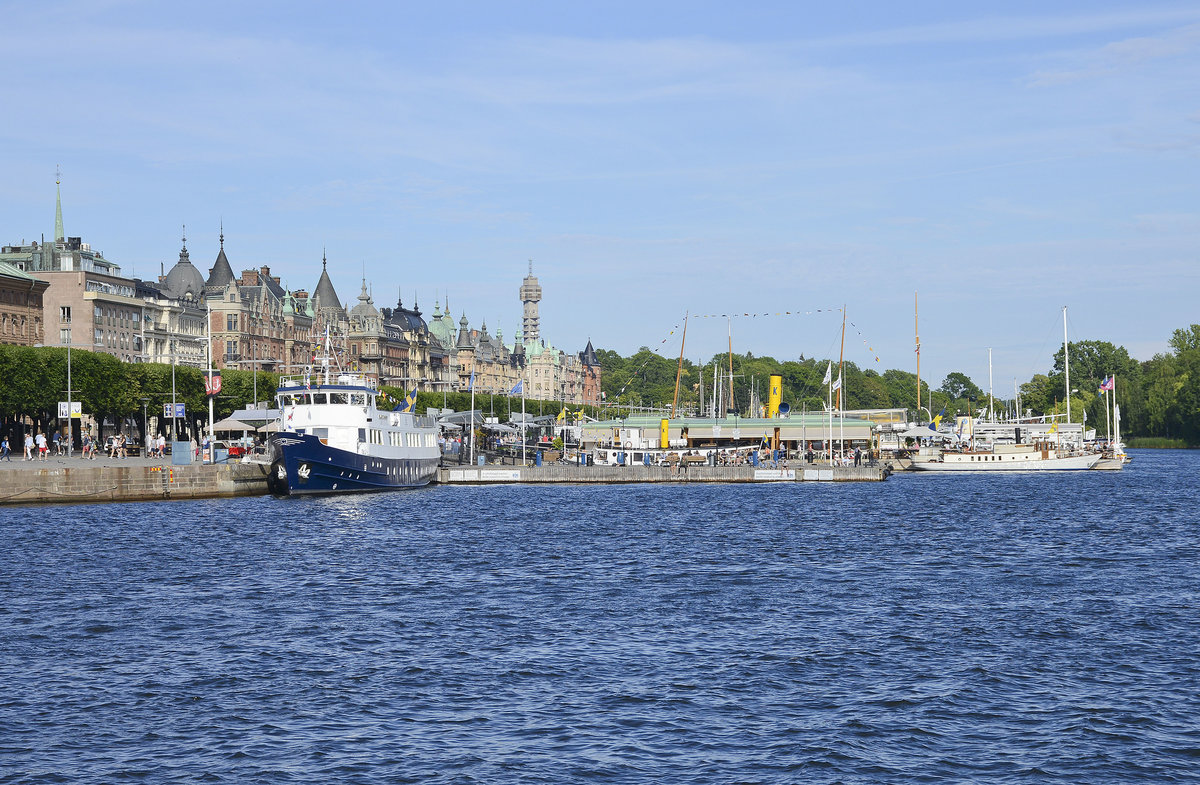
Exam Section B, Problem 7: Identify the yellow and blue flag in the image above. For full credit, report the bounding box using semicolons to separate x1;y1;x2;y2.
396;388;418;412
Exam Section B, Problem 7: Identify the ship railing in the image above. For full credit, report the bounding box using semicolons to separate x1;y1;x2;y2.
277;373;378;390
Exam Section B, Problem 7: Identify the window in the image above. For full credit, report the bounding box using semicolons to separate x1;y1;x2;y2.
227;314;238;331
60;306;71;324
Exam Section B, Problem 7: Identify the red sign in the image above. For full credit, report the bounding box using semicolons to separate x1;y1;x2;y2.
205;371;222;396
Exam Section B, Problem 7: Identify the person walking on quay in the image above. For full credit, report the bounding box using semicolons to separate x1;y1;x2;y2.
51;430;61;456
1;436;10;461
24;433;33;460
35;431;47;461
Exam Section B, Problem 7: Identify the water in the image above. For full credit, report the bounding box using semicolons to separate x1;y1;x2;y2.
2;450;1199;783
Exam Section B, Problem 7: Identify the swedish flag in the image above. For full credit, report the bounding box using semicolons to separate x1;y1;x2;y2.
396;388;418;413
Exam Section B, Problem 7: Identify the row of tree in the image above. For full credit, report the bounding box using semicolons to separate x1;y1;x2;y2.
0;345;280;445
595;323;1200;445
0;345;591;446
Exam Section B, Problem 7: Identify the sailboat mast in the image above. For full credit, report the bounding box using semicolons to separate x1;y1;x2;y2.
727;317;735;416
915;291;921;417
988;347;994;422
837;306;846;411
671;311;688;417
1063;306;1071;426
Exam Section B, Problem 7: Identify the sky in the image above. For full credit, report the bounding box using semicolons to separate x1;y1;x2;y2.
2;0;1198;395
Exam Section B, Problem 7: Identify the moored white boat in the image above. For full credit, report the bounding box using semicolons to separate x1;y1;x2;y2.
910;441;1100;472
266;339;439;496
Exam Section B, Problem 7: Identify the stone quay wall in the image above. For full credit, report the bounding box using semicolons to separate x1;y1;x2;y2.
0;462;269;506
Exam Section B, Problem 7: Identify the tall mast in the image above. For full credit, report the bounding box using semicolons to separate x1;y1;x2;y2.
727;317;735;416
672;312;688;417
915;291;921;417
1063;306;1071;426
837;306;846;411
988;347;993;422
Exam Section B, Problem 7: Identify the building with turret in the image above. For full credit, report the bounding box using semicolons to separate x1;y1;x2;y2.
201;230;314;373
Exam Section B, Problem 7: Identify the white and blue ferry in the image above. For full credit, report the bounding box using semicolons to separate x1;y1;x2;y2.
266;358;439;496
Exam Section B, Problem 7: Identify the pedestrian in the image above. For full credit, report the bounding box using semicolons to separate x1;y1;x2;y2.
24;433;33;460
854;448;861;467
0;436;10;461
36;431;48;461
52;430;61;456
157;433;166;459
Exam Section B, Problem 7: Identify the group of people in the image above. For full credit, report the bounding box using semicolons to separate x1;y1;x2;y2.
0;430;164;461
0;431;66;461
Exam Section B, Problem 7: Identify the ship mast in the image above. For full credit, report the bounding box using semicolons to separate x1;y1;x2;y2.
915;291;921;418
1063;305;1071;426
727;317;735;416
837;306;846;411
672;311;688;417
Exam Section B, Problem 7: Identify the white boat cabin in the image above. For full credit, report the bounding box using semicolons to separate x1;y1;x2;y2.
276;373;437;456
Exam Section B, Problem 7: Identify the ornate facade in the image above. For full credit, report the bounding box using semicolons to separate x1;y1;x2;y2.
6;180;601;402
0;262;49;347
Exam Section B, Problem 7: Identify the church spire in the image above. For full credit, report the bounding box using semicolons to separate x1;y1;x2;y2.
54;165;64;243
219;219;224;250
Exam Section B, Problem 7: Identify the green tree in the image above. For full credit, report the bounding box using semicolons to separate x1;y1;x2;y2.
940;372;982;401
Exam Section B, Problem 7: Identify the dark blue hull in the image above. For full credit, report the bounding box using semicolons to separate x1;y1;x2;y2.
267;433;439;496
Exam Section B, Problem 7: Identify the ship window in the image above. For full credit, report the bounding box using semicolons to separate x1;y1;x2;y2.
358;428;366;443
331;393;349;405
351;394;366;406
312;393;327;404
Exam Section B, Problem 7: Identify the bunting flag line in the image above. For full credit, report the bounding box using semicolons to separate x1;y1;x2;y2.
607;306;885;405
847;320;883;364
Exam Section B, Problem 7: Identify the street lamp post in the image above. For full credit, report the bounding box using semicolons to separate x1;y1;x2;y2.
65;325;72;457
170;338;177;440
140;398;149;453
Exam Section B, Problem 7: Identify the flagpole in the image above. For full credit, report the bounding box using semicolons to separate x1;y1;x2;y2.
838;376;844;463
1113;374;1122;458
826;362;833;466
469;360;476;466
207;300;214;463
1104;381;1111;450
521;366;527;467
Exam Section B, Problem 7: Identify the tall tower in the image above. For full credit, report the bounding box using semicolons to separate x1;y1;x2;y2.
520;259;542;344
54;166;65;244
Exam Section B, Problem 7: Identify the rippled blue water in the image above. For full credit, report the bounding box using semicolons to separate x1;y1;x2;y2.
2;449;1199;783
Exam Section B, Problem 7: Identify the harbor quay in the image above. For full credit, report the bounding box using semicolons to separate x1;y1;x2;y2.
0;453;887;506
0;454;268;506
438;463;888;484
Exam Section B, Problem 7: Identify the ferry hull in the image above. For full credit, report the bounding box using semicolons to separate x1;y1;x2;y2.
910;453;1100;472
267;433;439;496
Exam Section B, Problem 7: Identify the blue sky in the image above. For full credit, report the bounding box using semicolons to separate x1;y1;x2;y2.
3;1;1198;394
